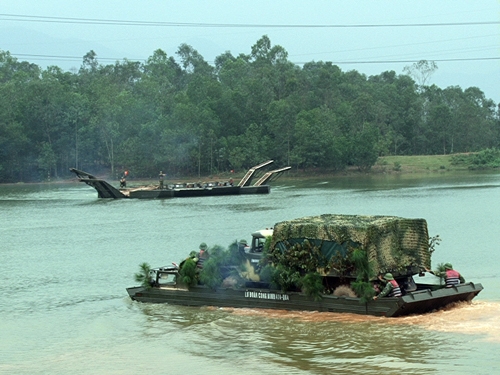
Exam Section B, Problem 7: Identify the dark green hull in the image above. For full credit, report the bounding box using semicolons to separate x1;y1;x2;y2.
127;185;269;199
70;168;271;199
127;282;483;317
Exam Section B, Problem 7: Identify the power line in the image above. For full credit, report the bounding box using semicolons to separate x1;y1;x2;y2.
299;57;500;65
292;33;500;58
9;52;500;65
10;53;125;63
1;13;499;28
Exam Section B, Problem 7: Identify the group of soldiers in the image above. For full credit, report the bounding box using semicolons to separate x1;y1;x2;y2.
184;240;465;300
374;263;465;300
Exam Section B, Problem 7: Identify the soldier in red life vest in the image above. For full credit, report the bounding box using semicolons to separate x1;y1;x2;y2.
196;242;209;269
426;263;465;287
373;273;402;300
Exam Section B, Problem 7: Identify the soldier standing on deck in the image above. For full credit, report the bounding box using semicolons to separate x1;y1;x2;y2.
159;171;165;189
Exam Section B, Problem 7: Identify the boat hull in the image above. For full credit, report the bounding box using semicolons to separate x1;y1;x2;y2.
70;162;279;199
126;282;483;317
73;178;270;199
126;185;269;198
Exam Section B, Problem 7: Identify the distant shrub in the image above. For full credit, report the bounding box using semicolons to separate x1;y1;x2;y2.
451;149;500;169
450;154;470;165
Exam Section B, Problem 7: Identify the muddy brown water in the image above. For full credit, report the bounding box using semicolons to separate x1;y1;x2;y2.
1;171;499;374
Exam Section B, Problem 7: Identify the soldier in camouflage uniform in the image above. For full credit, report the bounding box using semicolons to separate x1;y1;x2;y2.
373;273;402;300
426;263;465;287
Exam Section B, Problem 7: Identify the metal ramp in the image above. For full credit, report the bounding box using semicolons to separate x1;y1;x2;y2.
237;160;274;187
253;166;291;186
69;168;97;180
70;168;126;199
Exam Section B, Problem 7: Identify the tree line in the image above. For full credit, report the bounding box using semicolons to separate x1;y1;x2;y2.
1;35;498;182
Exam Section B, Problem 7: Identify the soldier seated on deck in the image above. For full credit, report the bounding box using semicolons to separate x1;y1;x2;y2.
373;273;402;300
238;239;249;253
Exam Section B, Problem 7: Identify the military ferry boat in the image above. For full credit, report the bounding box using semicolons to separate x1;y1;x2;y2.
127;214;483;317
70;160;290;199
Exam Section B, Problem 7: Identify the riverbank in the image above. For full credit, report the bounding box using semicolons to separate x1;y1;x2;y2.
374;154;463;173
283;154;470;179
1;153;492;185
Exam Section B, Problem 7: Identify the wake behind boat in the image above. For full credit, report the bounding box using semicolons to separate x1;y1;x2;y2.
127;214;483;317
70;160;290;199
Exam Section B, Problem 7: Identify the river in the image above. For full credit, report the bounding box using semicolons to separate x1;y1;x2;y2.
1;171;499;375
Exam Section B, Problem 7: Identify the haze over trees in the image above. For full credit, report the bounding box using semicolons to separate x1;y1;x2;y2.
0;36;498;182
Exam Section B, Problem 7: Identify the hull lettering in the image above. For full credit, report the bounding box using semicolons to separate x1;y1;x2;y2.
244;291;290;301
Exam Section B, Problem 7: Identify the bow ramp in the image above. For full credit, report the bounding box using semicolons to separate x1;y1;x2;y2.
70;168;126;199
253;166;292;186
237;160;274;187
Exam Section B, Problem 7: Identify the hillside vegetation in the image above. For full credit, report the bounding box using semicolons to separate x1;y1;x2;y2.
1;36;498;183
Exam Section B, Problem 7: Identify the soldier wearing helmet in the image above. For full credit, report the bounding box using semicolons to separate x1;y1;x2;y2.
196;242;209;269
426;263;465;287
373;273;402;300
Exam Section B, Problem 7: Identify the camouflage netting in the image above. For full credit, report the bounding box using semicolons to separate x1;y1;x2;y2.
269;214;431;276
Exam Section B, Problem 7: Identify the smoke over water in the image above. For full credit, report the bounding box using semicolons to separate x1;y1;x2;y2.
223;300;500;342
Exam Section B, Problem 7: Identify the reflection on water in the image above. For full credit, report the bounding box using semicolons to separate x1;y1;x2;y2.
132;299;500;374
134;302;435;374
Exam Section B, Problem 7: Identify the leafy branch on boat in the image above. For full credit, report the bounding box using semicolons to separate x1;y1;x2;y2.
134;262;153;289
178;258;198;287
428;234;441;255
350;249;376;303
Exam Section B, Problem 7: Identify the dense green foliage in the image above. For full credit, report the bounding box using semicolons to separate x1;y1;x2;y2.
350;249;376;303
450;148;500;169
298;272;324;301
198;243;245;289
178;258;198;287
1;36;498;182
264;239;326;294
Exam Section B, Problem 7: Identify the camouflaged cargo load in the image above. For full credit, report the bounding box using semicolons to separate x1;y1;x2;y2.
270;214;431;275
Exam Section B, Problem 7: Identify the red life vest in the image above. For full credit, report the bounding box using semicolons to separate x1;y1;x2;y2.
445;269;461;287
389;279;402;297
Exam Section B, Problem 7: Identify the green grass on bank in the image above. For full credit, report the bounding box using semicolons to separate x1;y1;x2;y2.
376;149;500;174
375;154;458;173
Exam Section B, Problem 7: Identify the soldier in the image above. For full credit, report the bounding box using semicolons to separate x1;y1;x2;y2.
197;242;209;269
159;171;165;189
426;263;465;287
238;239;249;253
373;273;402;300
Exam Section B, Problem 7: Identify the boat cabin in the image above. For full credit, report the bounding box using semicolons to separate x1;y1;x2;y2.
249;229;273;253
153;266;178;287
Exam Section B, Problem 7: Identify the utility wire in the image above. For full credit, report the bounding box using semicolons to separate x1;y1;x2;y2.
10;53;500;65
1;13;499;28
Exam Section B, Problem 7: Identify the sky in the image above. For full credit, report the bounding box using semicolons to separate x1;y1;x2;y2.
1;0;499;102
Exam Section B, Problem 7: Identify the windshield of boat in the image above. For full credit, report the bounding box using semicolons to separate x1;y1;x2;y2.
156;270;177;286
